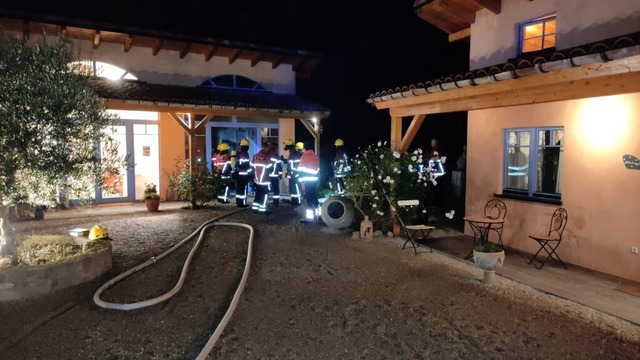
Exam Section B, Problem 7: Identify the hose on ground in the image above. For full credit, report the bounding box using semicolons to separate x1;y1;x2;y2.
93;207;253;311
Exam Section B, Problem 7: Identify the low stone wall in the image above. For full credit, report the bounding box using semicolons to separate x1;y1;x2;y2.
0;240;112;302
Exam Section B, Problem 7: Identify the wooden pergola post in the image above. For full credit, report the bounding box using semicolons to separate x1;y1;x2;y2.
169;112;213;173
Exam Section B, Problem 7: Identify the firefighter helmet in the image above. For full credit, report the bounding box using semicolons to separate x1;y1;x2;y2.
240;138;250;146
89;225;109;240
295;142;304;150
334;138;344;147
217;143;230;151
283;138;294;146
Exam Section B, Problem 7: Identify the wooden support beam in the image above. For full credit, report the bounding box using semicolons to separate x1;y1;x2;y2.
194;114;213;131
448;27;470;42
92;30;101;49
204;45;217;62
228;49;241;64
152;39;163;56
389;71;640;117
169;112;193;134
390;116;403;151
179;42;192;59
399;114;426;153
375;54;640;110
124;35;133;52
271;57;283;69
292;58;306;73
250;53;262;67
299;118;321;154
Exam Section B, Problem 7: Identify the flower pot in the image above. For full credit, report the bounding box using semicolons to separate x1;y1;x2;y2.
473;250;505;284
145;198;160;212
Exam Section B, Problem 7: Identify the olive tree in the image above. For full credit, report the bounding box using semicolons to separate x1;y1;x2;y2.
0;34;124;257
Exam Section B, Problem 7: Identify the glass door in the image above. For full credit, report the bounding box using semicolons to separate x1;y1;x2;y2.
96;125;134;203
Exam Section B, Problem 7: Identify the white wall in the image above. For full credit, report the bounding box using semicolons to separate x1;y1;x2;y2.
470;0;640;69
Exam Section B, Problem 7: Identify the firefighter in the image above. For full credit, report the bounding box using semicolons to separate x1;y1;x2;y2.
283;139;302;206
233;138;253;208
250;143;273;213
332;138;351;195
298;141;320;223
213;142;233;203
267;142;283;206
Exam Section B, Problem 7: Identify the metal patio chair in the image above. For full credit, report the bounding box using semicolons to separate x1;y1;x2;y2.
393;199;435;255
528;207;568;269
478;198;507;248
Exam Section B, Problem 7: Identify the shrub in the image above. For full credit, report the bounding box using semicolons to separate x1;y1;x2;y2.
168;162;223;209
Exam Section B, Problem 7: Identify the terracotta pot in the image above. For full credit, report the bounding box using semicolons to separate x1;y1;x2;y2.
145;198;160;212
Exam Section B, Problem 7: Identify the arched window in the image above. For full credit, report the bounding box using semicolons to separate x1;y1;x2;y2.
199;74;265;91
70;61;138;80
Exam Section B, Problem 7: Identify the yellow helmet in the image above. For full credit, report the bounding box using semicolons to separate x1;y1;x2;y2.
240;138;250;146
217;143;230;151
283;138;294;146
89;225;109;240
335;138;344;147
295;142;304;150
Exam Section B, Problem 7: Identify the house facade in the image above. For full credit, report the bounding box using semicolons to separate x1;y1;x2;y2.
0;11;329;204
368;0;640;282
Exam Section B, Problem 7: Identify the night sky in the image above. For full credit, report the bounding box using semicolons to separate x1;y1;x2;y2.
2;1;470;166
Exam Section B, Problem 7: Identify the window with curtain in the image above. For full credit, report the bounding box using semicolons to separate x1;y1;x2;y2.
503;127;563;200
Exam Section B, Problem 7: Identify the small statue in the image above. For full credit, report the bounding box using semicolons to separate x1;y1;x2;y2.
360;216;373;240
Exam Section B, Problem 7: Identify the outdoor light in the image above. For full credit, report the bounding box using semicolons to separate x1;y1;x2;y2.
306;209;315;220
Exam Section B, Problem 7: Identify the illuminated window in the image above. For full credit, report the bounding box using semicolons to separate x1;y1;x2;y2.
199;75;266;91
70;61;137;80
503;127;563;200
519;14;556;54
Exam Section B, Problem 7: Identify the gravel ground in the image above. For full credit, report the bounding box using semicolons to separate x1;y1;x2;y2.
1;203;639;359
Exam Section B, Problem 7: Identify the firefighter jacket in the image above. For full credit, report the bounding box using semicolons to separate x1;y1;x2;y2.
213;151;233;179
268;149;283;178
298;149;320;182
251;149;273;185
234;149;253;176
287;150;301;179
333;148;351;178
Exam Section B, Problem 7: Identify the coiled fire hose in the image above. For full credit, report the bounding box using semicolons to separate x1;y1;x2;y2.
92;207;253;359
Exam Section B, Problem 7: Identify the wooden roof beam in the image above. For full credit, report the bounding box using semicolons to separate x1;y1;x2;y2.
229;49;241;64
92;30;101;49
471;0;501;14
388;71;640;117
179;42;192;59
448;27;470;42
292;58;307;73
152;39;163;56
124;35;133;52
250;52;262;67
272;56;284;69
204;45;218;62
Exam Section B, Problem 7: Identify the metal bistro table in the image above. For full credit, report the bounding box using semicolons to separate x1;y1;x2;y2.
463;215;505;260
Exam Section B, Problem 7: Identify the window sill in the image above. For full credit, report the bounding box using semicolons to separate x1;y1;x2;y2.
494;192;562;205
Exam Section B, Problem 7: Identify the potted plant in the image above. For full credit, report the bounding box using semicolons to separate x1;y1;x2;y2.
144;183;160;212
472;239;505;284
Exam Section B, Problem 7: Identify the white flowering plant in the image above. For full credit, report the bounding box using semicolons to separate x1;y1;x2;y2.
345;141;454;225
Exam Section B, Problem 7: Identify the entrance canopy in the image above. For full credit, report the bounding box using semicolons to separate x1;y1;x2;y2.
366;32;640;153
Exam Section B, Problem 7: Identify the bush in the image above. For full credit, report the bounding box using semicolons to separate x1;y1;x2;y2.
168;162;223;209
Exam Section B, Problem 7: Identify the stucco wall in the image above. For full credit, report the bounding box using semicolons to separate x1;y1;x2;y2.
75;41;296;93
470;0;640;69
466;93;640;282
158;113;186;201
